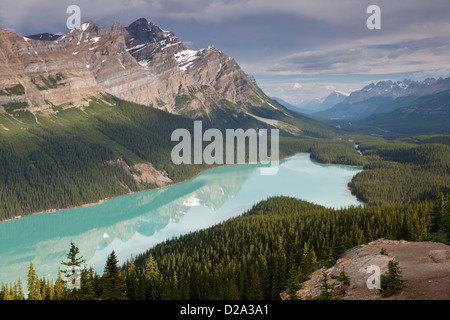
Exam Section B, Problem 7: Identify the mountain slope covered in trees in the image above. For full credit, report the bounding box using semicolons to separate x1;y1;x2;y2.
355;89;450;135
0;92;349;221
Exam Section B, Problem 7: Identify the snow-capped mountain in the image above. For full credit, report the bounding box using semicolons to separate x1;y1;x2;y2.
343;78;449;105
0;18;276;124
311;77;450;121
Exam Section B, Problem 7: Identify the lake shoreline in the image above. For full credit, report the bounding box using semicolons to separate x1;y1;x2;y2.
0;152;364;224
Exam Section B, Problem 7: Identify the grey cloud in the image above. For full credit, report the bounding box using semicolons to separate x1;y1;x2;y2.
1;0;448;78
2;0;446;34
387;47;413;59
259;38;450;75
268;47;369;74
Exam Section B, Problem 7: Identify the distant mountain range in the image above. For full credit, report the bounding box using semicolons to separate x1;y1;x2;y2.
355;89;450;135
270;97;314;114
304;77;450;135
272;91;348;114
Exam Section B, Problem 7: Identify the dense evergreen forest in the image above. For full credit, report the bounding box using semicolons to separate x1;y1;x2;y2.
280;135;450;205
1;92;449;221
2;191;449;300
348;139;450;205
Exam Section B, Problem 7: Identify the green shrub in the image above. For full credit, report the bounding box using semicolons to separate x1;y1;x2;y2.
379;260;406;297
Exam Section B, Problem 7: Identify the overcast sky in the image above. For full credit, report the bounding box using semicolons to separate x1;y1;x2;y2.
1;0;450;105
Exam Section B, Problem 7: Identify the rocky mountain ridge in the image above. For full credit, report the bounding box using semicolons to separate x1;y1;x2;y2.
342;77;450;105
0;27;103;114
312;77;450;121
1;18;273;124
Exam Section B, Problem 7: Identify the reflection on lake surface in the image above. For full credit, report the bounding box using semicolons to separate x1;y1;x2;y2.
0;153;362;285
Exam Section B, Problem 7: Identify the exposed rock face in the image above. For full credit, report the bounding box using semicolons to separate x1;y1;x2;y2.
122;18;265;116
104;158;172;188
3;18;269;121
283;239;450;300
0;28;104;114
131;163;172;187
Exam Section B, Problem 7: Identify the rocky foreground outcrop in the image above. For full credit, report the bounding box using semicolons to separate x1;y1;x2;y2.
282;239;450;300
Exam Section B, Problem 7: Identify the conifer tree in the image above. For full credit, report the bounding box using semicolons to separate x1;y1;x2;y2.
300;242;318;276
137;275;146;300
3;283;10;300
61;241;84;299
430;190;444;233
145;255;161;300
101;250;126;300
187;260;200;300
271;237;287;300
90;268;103;299
165;271;179;300
125;255;138;300
286;266;301;300
247;269;263;300
199;265;212;299
379;260;406;297
15;278;24;300
79;263;95;300
54;269;66;300
48;281;55;300
9;282;16;300
314;272;339;300
27;262;39;300
40;278;47;300
441;193;450;243
337;267;350;285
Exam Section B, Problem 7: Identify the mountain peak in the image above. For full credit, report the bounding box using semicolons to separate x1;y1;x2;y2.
78;21;97;32
0;18;277;125
108;21;128;37
109;21;124;30
328;90;349;98
126;18;166;43
131;18;150;25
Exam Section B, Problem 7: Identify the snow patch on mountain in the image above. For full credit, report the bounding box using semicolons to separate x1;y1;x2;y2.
138;59;150;68
175;49;200;71
81;23;90;31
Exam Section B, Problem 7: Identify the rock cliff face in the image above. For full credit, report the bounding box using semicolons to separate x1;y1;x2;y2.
282;239;450;300
1;18;271;121
0;28;103;114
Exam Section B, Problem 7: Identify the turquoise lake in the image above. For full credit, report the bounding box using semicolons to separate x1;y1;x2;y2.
0;153;362;286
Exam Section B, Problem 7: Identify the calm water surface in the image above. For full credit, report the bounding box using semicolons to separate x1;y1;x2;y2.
0;153;362;285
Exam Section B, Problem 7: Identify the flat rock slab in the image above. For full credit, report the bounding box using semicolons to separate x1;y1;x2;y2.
291;239;450;300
